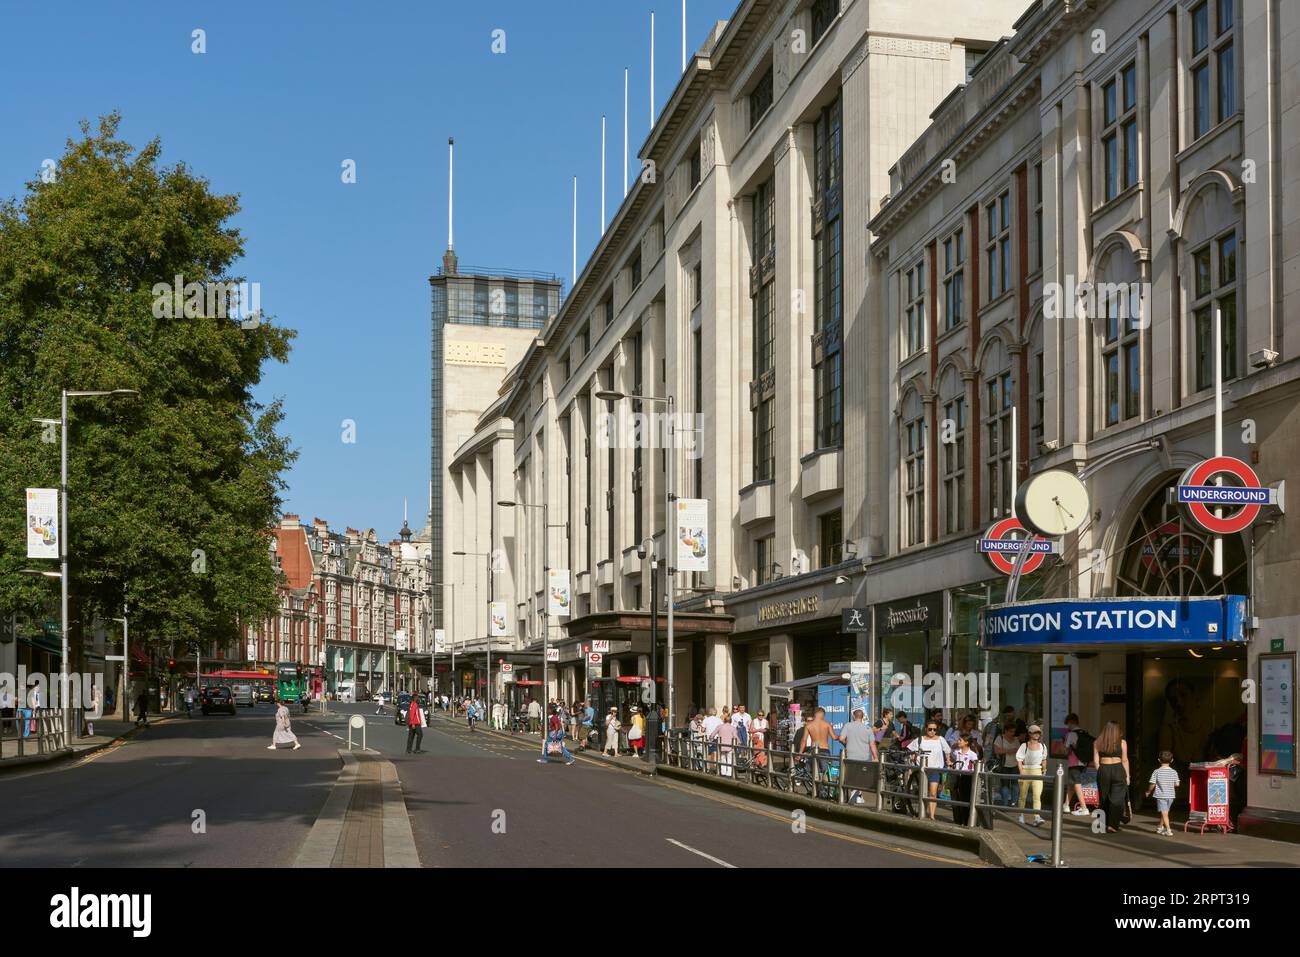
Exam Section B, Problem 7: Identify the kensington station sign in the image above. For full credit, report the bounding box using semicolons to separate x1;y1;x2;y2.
979;596;1248;651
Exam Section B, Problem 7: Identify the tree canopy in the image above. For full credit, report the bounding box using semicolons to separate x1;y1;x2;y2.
0;113;296;654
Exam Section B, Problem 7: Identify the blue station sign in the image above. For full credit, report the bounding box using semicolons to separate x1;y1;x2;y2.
979;595;1248;652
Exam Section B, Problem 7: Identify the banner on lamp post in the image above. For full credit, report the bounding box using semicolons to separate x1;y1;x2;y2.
547;568;572;617
675;498;710;572
489;602;509;637
395;629;408;652
25;488;58;559
434;629;446;652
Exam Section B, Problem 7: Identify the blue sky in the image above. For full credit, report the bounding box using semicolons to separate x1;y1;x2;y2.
1;0;734;540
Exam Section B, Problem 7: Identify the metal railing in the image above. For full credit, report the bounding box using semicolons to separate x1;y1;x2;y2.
0;708;69;759
662;730;1068;866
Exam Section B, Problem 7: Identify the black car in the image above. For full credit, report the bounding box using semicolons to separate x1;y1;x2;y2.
394;692;430;726
201;685;237;716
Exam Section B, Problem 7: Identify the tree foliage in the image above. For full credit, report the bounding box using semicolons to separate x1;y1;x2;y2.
0;113;296;654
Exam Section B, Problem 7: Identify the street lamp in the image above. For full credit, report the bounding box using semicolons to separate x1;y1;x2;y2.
453;549;495;718
30;388;138;724
497;499;566;709
595;388;676;754
427;579;455;698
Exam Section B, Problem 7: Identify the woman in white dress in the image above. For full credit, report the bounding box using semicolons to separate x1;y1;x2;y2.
268;700;302;750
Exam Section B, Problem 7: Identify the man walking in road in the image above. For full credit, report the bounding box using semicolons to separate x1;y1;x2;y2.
405;692;426;754
374;690;385;716
183;685;196;718
134;688;149;727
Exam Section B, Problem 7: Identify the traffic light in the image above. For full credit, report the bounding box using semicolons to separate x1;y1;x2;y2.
168;658;176;672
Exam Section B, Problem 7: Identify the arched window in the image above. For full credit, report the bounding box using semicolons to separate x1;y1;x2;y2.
981;339;1014;521
1095;243;1142;427
1027;315;1045;451
1182;182;1239;393
939;367;967;535
901;389;927;548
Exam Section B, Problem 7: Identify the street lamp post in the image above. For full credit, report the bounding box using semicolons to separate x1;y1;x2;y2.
31;388;137;727
453;550;494;719
428;579;454;699
498;499;566;710
597;388;676;755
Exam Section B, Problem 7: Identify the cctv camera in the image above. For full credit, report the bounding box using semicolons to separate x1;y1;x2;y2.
637;546;647;561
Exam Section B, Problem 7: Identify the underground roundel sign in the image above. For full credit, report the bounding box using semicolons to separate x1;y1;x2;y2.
978;517;1054;575
1176;456;1278;535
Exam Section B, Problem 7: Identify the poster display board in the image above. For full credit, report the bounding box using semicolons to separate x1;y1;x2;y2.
1260;653;1296;774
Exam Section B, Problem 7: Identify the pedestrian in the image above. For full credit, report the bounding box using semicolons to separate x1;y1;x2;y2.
750;708;769;770
992;720;1022;805
907;718;952;820
1146;750;1179;836
950;733;980;824
982;705;1016;754
628;706;646;757
183;685;196;718
538;706;574;765
604;707;621;755
0;679;13;738
527;696;542;734
1063;713;1094;815
1091;721;1131;833
873;707;898;749
1016;724;1048;826
688;711;706;769
267;699;302;750
712;707;738;776
84;682;101;737
406;692;426;754
579;700;595;749
467;696;477;732
374;690;385;715
134;687;149;727
837;708;877;805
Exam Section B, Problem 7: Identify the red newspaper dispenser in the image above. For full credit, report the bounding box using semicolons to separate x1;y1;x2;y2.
1185;762;1233;834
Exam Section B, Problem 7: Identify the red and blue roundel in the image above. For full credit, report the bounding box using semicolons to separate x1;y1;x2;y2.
978;517;1052;575
1176;456;1276;535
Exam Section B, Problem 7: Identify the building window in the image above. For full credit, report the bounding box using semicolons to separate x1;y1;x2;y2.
983;361;1013;520
752;178;776;483
1098;249;1143;426
629;250;642;290
1191;0;1235;140
1032;163;1044;271
1100;61;1138;201
692;262;702;308
749;65;774;129
940;373;967;535
631;333;644;545
813;95;843;450
689;142;702;190
943;229;964;331
580;324;590;356
603;296;614;329
903;259;926;357
985;190;1011;300
902;395;927;548
819;510;843;567
810;0;838;48
1191;229;1238;392
1030;331;1045;450
755;535;774;586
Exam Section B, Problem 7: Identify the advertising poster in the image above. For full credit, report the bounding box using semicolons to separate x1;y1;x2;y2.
489;601;508;637
675;498;709;572
816;684;847;757
25;488;58;559
1260;654;1295;773
1206;766;1230;825
1049;666;1071;757
547;568;572;617
434;629;446;652
394;629;408;652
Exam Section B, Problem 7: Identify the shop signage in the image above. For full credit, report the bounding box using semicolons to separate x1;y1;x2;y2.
587;652;603;666
545;647;559;662
876;594;942;636
592;640;611;653
758;595;819;623
840;608;870;633
979;596;1248;649
978;517;1056;575
1175;456;1281;534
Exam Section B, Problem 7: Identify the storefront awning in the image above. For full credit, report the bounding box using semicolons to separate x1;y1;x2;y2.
979;595;1249;653
768;673;846;699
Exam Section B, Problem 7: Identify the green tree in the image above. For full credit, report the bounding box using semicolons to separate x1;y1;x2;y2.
0;113;296;665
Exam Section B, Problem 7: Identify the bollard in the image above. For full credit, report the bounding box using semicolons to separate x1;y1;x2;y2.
1051;763;1065;867
874;758;885;812
968;761;981;828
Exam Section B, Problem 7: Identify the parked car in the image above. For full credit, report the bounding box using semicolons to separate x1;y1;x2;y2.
201;685;237;716
255;685;274;703
230;684;256;708
335;681;356;703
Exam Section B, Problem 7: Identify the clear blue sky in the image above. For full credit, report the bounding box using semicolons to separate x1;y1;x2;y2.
1;0;734;541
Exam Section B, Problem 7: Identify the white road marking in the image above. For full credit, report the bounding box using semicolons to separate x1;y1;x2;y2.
665;838;737;868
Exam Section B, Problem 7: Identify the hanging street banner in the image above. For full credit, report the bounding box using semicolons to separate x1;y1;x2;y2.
25;488;58;559
489;601;509;637
547;568;572;617
1175;456;1282;534
978;517;1058;575
676;497;709;572
980;595;1248;651
394;629;408;652
434;629;446;652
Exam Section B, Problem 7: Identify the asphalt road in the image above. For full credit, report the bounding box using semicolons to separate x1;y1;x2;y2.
0;701;981;868
319;703;981;869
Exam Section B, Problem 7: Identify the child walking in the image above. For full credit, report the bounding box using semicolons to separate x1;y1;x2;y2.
1146;750;1179;835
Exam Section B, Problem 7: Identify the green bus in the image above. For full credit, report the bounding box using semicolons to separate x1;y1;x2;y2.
276;662;306;704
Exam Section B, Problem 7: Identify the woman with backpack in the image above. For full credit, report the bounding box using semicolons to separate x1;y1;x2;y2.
1063;713;1094;815
1091;721;1131;832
